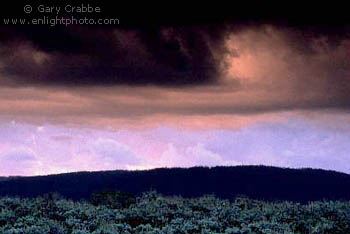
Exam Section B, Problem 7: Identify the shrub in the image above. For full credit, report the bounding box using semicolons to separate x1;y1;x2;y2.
90;191;136;209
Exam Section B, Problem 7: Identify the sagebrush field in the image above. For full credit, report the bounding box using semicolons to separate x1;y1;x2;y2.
1;191;349;233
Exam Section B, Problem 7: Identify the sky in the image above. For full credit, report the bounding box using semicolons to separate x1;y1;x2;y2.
0;3;350;176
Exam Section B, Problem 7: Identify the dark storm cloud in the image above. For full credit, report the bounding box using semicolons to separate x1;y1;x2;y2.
0;4;350;116
0;24;229;86
1;2;349;87
1;22;349;87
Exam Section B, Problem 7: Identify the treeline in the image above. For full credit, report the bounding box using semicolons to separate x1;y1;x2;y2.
1;166;350;203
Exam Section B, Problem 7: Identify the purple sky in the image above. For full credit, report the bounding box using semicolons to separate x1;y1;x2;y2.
1;110;350;176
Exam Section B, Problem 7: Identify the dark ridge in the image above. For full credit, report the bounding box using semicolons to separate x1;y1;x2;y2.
0;166;350;203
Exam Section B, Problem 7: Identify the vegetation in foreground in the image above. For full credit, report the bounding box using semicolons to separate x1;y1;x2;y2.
0;191;349;234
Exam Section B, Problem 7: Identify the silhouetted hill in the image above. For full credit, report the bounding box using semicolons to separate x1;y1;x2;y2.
0;166;350;203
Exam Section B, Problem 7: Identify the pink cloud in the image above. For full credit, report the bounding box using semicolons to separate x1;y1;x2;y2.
0;147;40;176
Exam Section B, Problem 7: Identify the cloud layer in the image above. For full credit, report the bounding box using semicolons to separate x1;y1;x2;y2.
0;25;349;129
